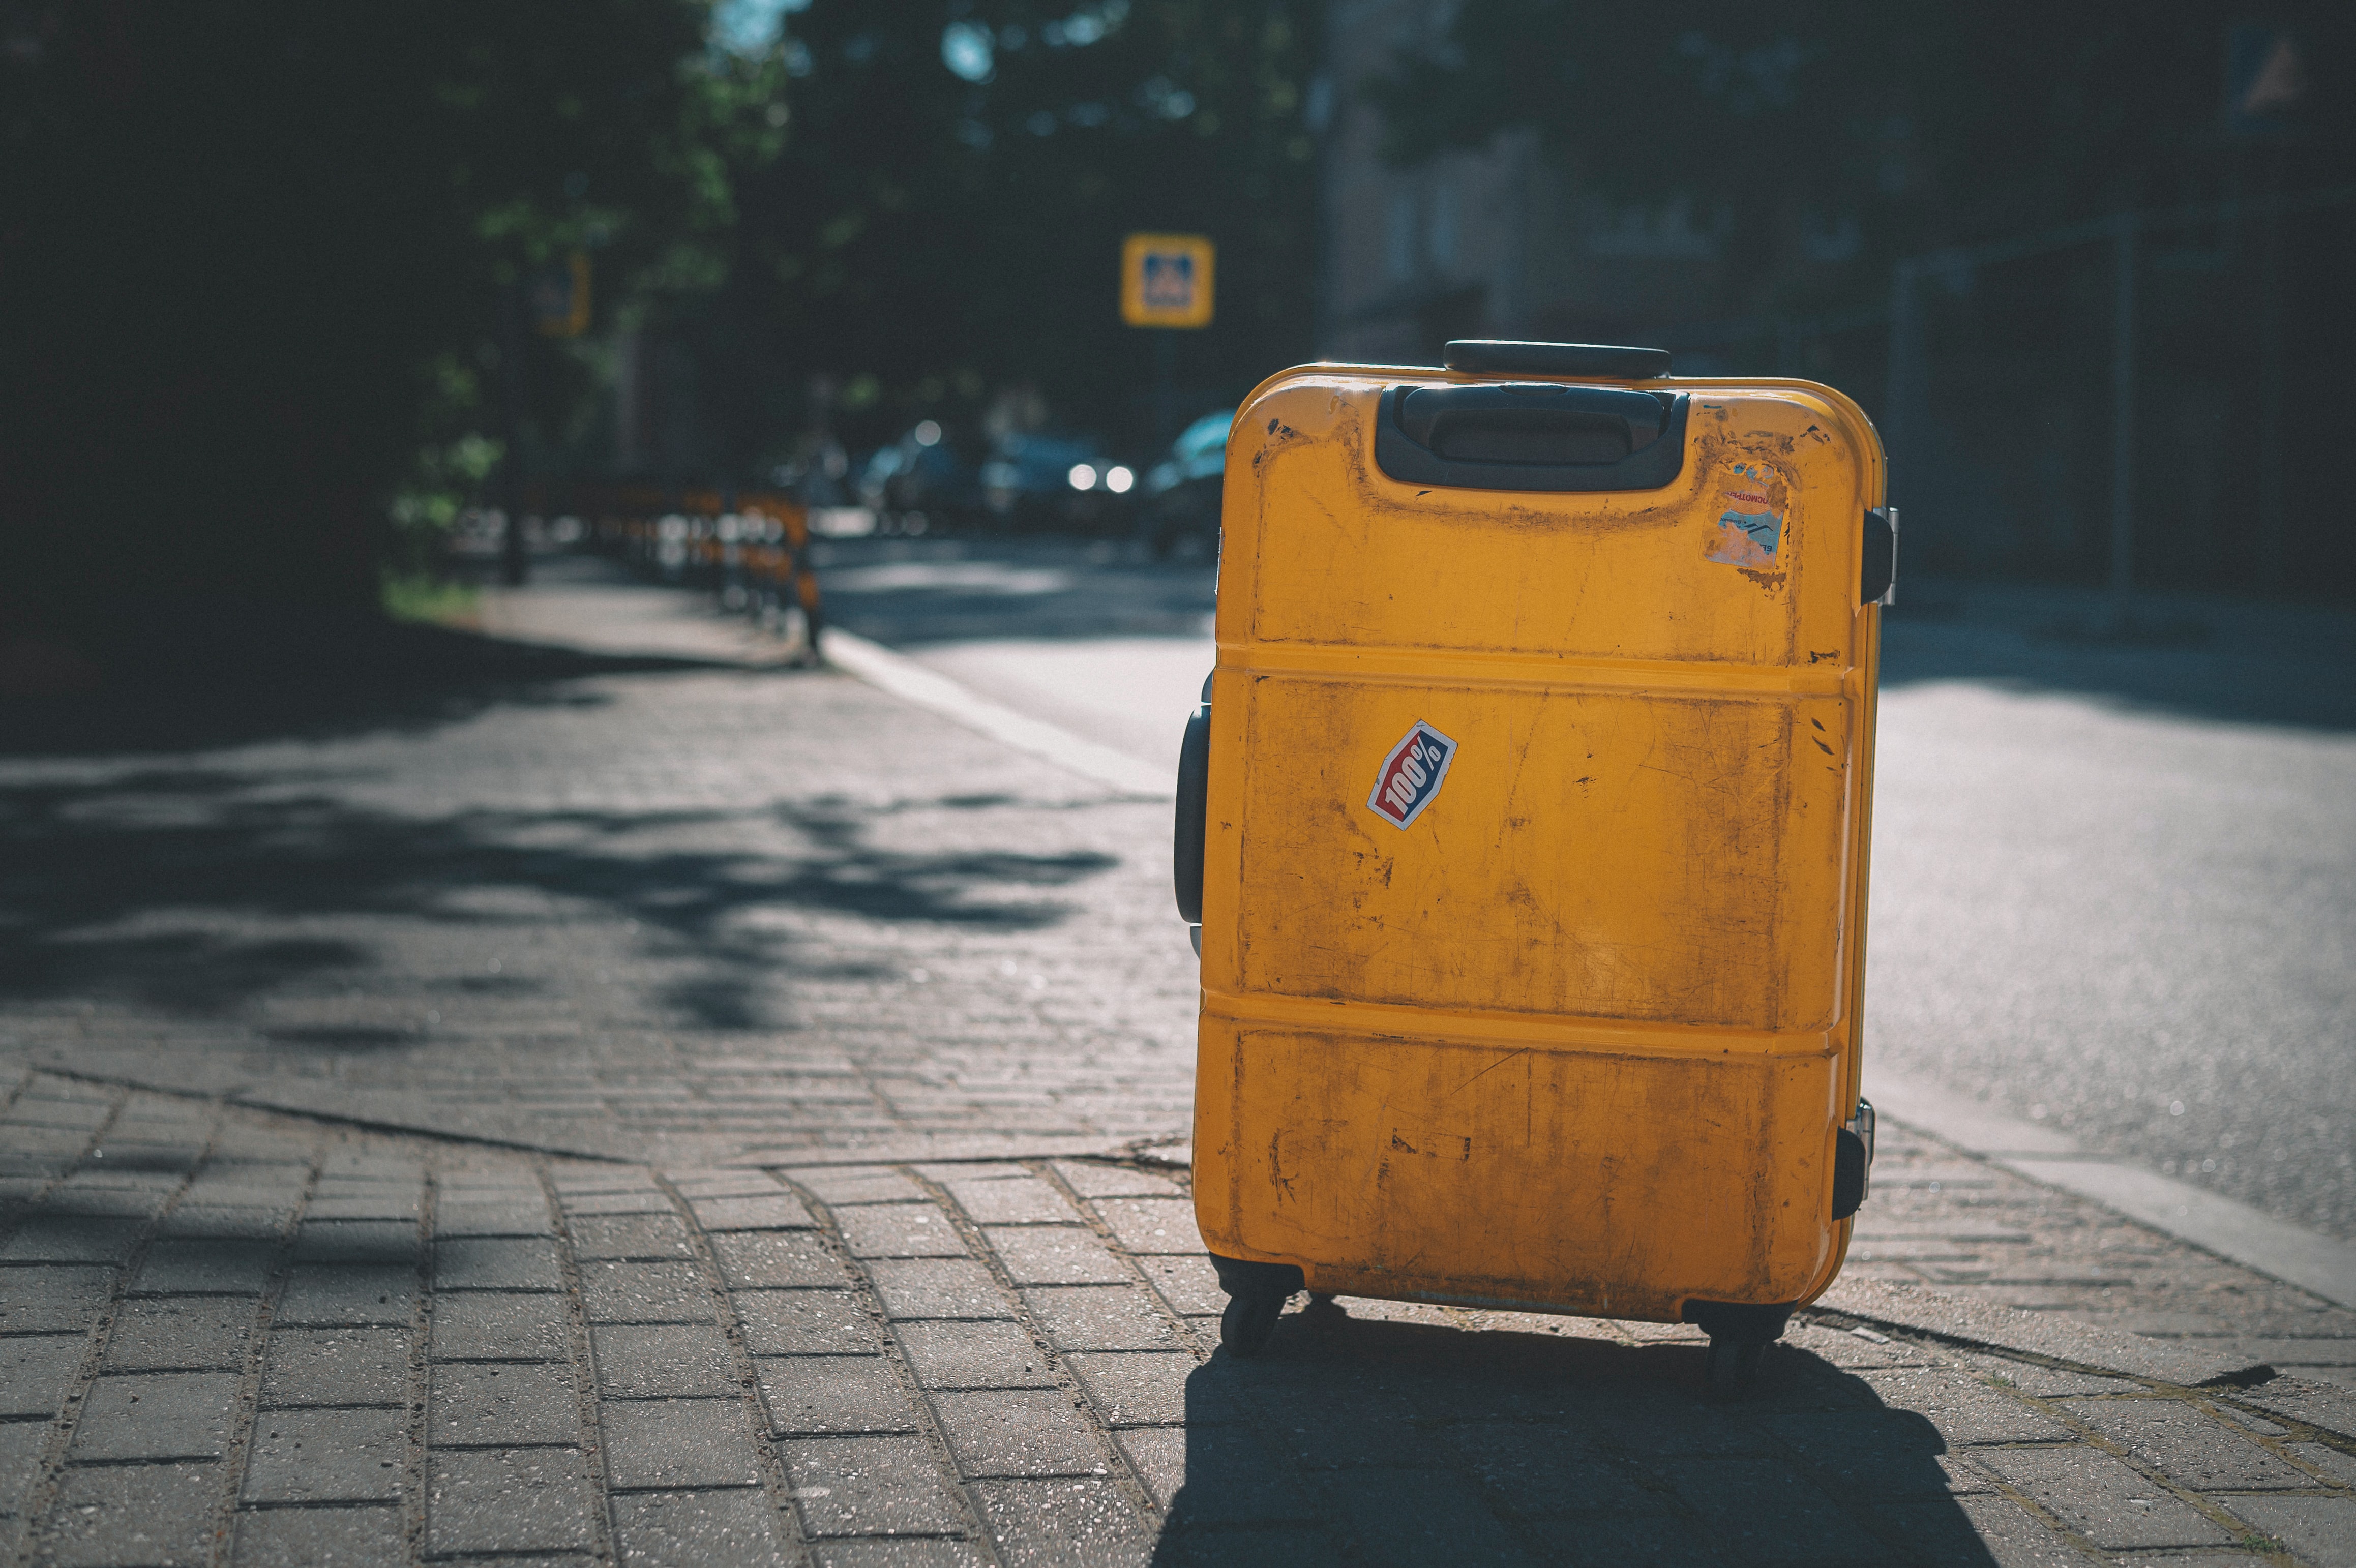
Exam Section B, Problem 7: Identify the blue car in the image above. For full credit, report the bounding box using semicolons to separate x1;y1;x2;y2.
1137;408;1233;558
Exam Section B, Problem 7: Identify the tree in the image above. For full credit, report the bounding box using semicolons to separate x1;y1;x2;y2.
1374;0;2356;315
0;1;743;660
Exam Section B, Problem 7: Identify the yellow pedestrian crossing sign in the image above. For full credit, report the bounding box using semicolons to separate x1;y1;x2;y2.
1122;233;1215;329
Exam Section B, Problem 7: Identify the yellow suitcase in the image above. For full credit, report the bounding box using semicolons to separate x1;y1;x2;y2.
1173;340;1894;1392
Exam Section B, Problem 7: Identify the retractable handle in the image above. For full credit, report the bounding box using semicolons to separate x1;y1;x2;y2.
1443;340;1673;380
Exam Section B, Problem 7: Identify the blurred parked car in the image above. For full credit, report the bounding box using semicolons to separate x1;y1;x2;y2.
1137;408;1234;559
859;420;981;526
978;431;1135;533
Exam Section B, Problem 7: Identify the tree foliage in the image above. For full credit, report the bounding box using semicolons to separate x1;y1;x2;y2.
702;0;1322;462
1;0;1321;657
1374;0;2356;311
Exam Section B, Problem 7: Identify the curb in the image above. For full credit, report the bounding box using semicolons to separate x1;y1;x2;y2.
823;627;1174;798
1870;1068;2356;1310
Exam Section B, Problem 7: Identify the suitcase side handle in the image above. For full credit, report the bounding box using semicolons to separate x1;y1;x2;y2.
1444;340;1671;379
1173;673;1212;926
1375;384;1690;493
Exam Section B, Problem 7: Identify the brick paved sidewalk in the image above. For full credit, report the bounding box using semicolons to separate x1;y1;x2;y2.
1;558;2352;1563
3;1070;2353;1567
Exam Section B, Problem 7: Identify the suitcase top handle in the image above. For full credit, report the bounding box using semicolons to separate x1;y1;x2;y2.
1444;340;1672;379
1376;382;1690;493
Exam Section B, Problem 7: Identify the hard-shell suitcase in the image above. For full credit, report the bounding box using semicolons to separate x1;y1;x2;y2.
1174;340;1893;1393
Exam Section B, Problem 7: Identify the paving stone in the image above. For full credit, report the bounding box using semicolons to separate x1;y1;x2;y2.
1570;1391;1777;1459
983;1228;1128;1287
1434;1420;1660;1514
967;1476;1158;1565
2224;1494;2356;1565
866;1260;1013;1321
568;1214;697;1260
430;1362;582;1448
307;1190;422;1222
294;1220;421;1267
1139;1255;1225;1316
429;1290;572;1360
790;1169;929;1207
0;1265;113;1333
895;1320;1057;1390
259;1326;411;1407
2238;1379;2356;1444
102;1295;258;1371
931;1389;1110;1478
2284;1440;2356;1486
1087;1199;1198;1256
940;1177;1079;1226
782;1434;969;1536
129;1239;277;1296
1062;1352;1201;1427
230;1504;407;1567
433;1202;555;1239
758;1356;919;1436
1050;1163;1183;1200
425;1445;597;1556
581;1260;718;1324
559;1190;674;1216
243;1405;407;1503
811;1541;992;1568
1765;1408;1985;1496
611;1486;794;1567
434;1235;563;1291
689;1193;814;1232
1779;1320;1936;1371
601;1398;763;1489
0;1216;143;1265
1665;1455;1891;1566
0;1334;88;1418
836;1204;969;1260
1975;1444;2233;1550
592;1322;739;1399
734;1290;885;1356
1510;1513;1734;1566
274;1265;416;1327
1875;1493;2090;1568
1117;1425;1319;1525
714;1232;851;1289
2059;1396;2318;1491
1021;1287;1184;1354
1954;1352;2138;1397
43;1461;221;1568
71;1372;239;1461
155;1205;289;1242
0;1419;48;1517
1858;1367;2072;1444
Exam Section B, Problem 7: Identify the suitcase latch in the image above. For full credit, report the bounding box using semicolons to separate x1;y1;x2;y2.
1833;1098;1875;1219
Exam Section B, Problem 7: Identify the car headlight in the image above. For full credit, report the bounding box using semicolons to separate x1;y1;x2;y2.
1067;463;1097;491
1104;465;1134;494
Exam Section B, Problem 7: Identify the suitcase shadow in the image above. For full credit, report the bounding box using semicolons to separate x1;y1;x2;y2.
1148;1300;2001;1566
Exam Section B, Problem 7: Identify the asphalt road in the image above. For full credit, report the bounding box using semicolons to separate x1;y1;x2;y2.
819;535;2356;1242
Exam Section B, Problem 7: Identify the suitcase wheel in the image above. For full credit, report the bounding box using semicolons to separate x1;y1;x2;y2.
1219;1290;1286;1356
1703;1333;1768;1400
1207;1253;1305;1358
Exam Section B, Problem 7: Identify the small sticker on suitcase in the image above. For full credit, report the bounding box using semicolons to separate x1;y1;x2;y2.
1367;721;1456;829
1706;462;1787;569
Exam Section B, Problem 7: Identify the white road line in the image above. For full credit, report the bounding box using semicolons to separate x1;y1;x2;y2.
824;628;1174;798
1870;1068;2356;1309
